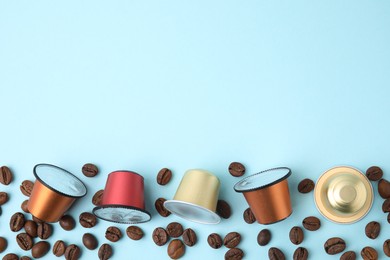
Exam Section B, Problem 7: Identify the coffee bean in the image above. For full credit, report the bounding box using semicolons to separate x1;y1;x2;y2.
182;228;197;247
10;212;25;232
0;166;13;185
382;198;390;213
0;192;8;205
216;200;231;219
257;229;271;246
60;215;76;231
79;212;97;228
298;178;315;193
21;200;29;213
20;256;31;260
293;247;308;260
33;216;44;223
92;189;104;206
224;232;241;248
37;222;53;239
167;239;185;259
243;207;256;224
225;248;244;260
268;247;285;260
24;220;38;238
289;226;304;245
155;198;171;217
152;227;169;246
207;233;223;249
324;237;346;255
2;253;18;260
53;240;66;256
361;246;378;260
32;241;50;258
302;216;321;231
126;226;144;240
98;243;112;260
65;244;81;260
378;179;390;199
365;221;380;239
157;168;172;185
16;233;33;250
366;166;383;181
105;226;122;242
340;251;356;260
228;162;245;177
384;239;390;257
166;222;183;238
20;180;34;197
82;163;98;177
82;233;98;250
0;237;7;253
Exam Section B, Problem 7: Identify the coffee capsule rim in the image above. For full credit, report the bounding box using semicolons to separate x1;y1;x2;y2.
33;163;87;199
164;200;221;224
93;204;151;224
234;167;291;193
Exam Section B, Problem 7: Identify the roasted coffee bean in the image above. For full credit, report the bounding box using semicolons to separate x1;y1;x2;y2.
207;233;223;249
243;207;256;224
268;247;285;260
53;240;66;257
302;216;321;231
225;248;244;260
32;241;50;258
167;239;185;259
152;227;169;246
257;229;271;246
384;239;390;257
105;226;122;242
79;212;97;228
21;200;29;213
182;228;197;247
10;212;25;232
157;168;172;185
324;237;346;255
0;192;8;205
92;189;104;206
361;246;378;260
293;247;308;260
228;162;245;177
20;256;31;260
0;237;7;253
20;180;34;197
166;222;184;238
82;163;98;177
289;226;304;245
98;243;112;260
216;200;231;219
298;178;315;193
37;222;53;239
126;226;144;240
155;198;171;217
382;198;390;213
224;232;241;248
0;166;13;185
366;166;383;181
65;244;81;260
60;215;76;231
378;179;390;199
24;220;38;238
2;253;18;260
365;221;380;239
340;251;356;260
33;216;44;223
16;233;33;250
83;233;98;250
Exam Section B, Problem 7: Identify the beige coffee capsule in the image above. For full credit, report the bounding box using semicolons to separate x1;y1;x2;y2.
314;166;373;224
164;169;221;224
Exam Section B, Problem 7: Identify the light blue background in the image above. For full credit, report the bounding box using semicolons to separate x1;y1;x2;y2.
1;0;390;259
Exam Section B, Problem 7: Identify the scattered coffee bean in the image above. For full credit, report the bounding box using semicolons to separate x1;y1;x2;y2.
98;243;112;260
182;228;197;247
10;212;25;232
289;226;304;245
20;256;31;260
340;251;356;260
53;240;66;257
207;233;223;249
65;244;81;260
225;248;244;260
157;168;172;185
167;239;185;259
216;200;231;219
243;207;256;224
224;232;241;248
79;212;97;228
366;166;383;181
293;247;308;260
0;237;7;253
155;198;171;217
33;216;44;223
361;246;377;260
20;180;34;197
166;222;184;238
32;241;50;258
82;163;98;177
60;215;76;231
268;247;285;260
37;222;53;239
0;166;13;185
126;226;144;240
302;216;321;231
378;179;390;199
365;221;380;239
298;178;315;193
2;253;18;260
384;239;390;257
152;227;169;246
0;192;8;205
105;226;122;242
16;233;33;250
324;237;346;255
83;233;98;250
92;189;104;206
24;220;38;238
257;229;271;246
21;200;29;213
228;162;245;177
382;198;390;213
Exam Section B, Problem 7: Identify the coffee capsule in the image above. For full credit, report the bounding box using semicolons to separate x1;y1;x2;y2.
93;171;151;224
314;166;373;224
234;167;292;224
164;169;221;224
28;164;87;223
